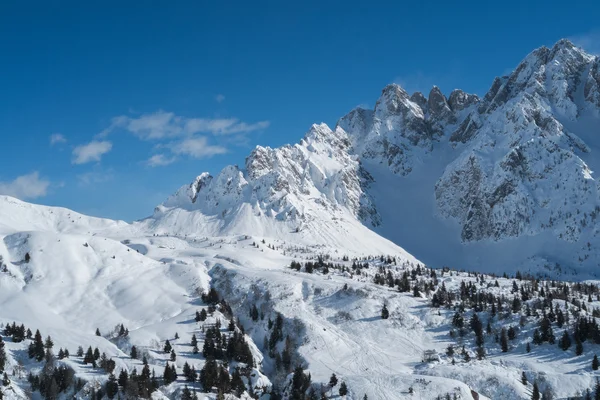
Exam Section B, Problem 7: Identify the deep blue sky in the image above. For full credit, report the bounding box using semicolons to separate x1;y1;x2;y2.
1;0;598;221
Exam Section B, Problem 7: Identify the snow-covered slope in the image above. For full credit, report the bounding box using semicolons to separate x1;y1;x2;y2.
4;38;600;400
0;195;126;236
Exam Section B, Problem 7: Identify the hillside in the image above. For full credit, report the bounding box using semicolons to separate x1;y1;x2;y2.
3;39;600;400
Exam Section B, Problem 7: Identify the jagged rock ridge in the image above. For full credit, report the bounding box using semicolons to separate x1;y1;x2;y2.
150;39;600;275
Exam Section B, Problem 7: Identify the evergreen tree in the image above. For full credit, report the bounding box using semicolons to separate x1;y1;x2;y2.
191;334;198;348
559;331;572;351
182;386;194;400
532;381;540;400
526;342;531;353
476;346;485;360
44;336;53;350
381;305;389;319
593;354;600;370
93;347;100;360
170;349;176;362
413;285;421;297
0;338;5;373
290;366;311;400
231;368;245;396
329;373;338;388
95;328;101;337
130;345;138;359
118;369;129;387
163;362;176;385
164;340;172;353
76;346;84;357
500;328;509;352
339;381;348;397
200;359;219;391
521;371;527;385
83;346;94;364
30;330;45;361
576;337;584;355
106;373;119;399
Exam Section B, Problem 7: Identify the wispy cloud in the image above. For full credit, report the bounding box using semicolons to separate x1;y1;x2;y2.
77;169;114;186
99;110;269;140
168;136;227;159
215;94;225;103
0;172;50;200
569;31;600;55
146;154;177;167
50;133;67;145
72;140;113;164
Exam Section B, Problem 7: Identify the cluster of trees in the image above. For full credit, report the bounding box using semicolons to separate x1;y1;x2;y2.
198;359;246;396
201;324;254;366
3;322;29;343
111;361;160;398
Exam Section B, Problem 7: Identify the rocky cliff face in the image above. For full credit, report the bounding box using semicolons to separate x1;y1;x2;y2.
435;39;599;243
152;39;600;275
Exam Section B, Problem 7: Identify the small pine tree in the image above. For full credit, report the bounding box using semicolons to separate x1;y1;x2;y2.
339;381;348;397
170;349;176;362
329;373;338;388
106;373;119;399
118;369;129;387
576;337;584;355
500;328;508;352
95;328;101;336
532;381;540;400
130;345;137;359
526;342;531;353
521;371;527;385
593;354;600;371
83;347;95;364
164;340;172;353
381;305;389;319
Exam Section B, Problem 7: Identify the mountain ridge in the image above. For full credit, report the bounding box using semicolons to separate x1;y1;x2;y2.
142;39;600;277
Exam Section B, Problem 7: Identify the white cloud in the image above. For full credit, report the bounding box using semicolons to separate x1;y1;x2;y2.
77;170;114;186
215;94;225;103
146;154;177;167
72;140;113;164
0;172;50;200
50;133;67;145
569;31;600;55
169;136;227;159
99;110;269;139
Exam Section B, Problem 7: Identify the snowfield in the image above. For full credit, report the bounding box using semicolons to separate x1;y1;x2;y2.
3;39;600;400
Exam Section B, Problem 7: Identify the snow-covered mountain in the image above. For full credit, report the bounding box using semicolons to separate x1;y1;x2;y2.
147;39;600;278
4;39;600;400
